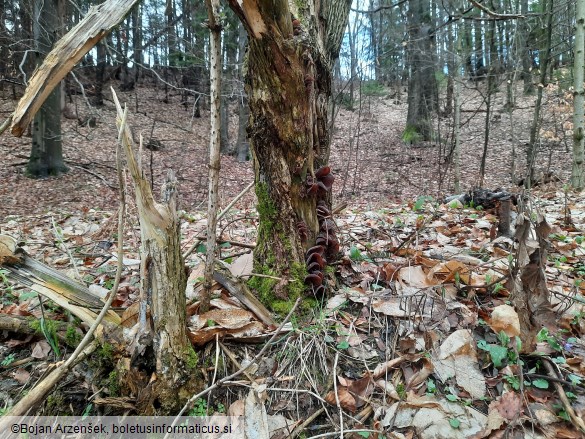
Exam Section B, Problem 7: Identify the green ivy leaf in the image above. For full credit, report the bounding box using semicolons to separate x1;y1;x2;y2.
449;418;460;429
445;394;459;402
532;378;549;389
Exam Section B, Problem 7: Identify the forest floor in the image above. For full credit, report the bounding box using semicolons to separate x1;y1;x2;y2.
0;77;585;438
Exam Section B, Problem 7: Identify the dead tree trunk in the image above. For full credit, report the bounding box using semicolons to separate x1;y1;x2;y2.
113;92;200;414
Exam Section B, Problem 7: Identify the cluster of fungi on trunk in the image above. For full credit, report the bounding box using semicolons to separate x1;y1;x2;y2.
303;166;339;297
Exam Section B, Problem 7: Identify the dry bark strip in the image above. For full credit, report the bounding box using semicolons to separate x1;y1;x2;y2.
9;0;141;136
1;252;120;328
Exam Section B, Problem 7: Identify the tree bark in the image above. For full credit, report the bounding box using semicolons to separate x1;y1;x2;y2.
572;0;585;190
27;0;67;178
406;0;438;141
227;0;351;308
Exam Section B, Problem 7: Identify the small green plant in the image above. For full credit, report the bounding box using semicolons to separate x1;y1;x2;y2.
336;340;350;350
349;246;363;262
426;378;436;394
478;331;520;368
445;393;459;402
82;404;93;417
396;382;406;399
189;398;208;416
504;375;521;390
549;233;568;242
413;195;434;211
536;328;562;351
529;378;549;389
108;370;120;396
215;402;226;414
1;353;16;367
449;418;461;429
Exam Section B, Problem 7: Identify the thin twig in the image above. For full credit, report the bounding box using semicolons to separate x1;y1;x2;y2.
542;359;585;432
290;407;325;439
183;181;254;259
51;216;81;281
333;351;343;438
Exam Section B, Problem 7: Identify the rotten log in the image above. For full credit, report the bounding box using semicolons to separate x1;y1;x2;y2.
0;239;120;329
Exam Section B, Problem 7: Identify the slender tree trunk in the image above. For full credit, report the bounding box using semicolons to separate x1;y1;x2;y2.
454;27;462;193
202;0;222;313
235;22;249;162
572;0;585;190
94;41;106;106
479;16;497;185
526;0;553;187
520;0;534;93
133;4;142;82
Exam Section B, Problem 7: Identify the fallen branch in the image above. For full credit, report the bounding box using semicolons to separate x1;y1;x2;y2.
542;360;585;433
9;0;141;136
213;269;276;326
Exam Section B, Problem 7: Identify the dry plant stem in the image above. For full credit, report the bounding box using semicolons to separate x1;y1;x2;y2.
290;407;325;439
167;298;301;435
51;216;81;281
542;360;585;432
183;180;254;259
0;116;12;135
333;351;344;438
3;132;127;417
219;341;255;381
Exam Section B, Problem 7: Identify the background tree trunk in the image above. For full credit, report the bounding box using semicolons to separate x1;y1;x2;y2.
406;0;438;141
27;0;67;178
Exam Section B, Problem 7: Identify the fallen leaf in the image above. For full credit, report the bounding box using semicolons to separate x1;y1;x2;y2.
12;368;30;384
31;340;51;359
431;329;486;399
489;305;520;337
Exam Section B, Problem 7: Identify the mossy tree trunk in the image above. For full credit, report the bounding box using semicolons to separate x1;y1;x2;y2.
227;0;351;308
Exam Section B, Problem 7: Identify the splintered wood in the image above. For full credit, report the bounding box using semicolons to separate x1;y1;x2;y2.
9;0;140;137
